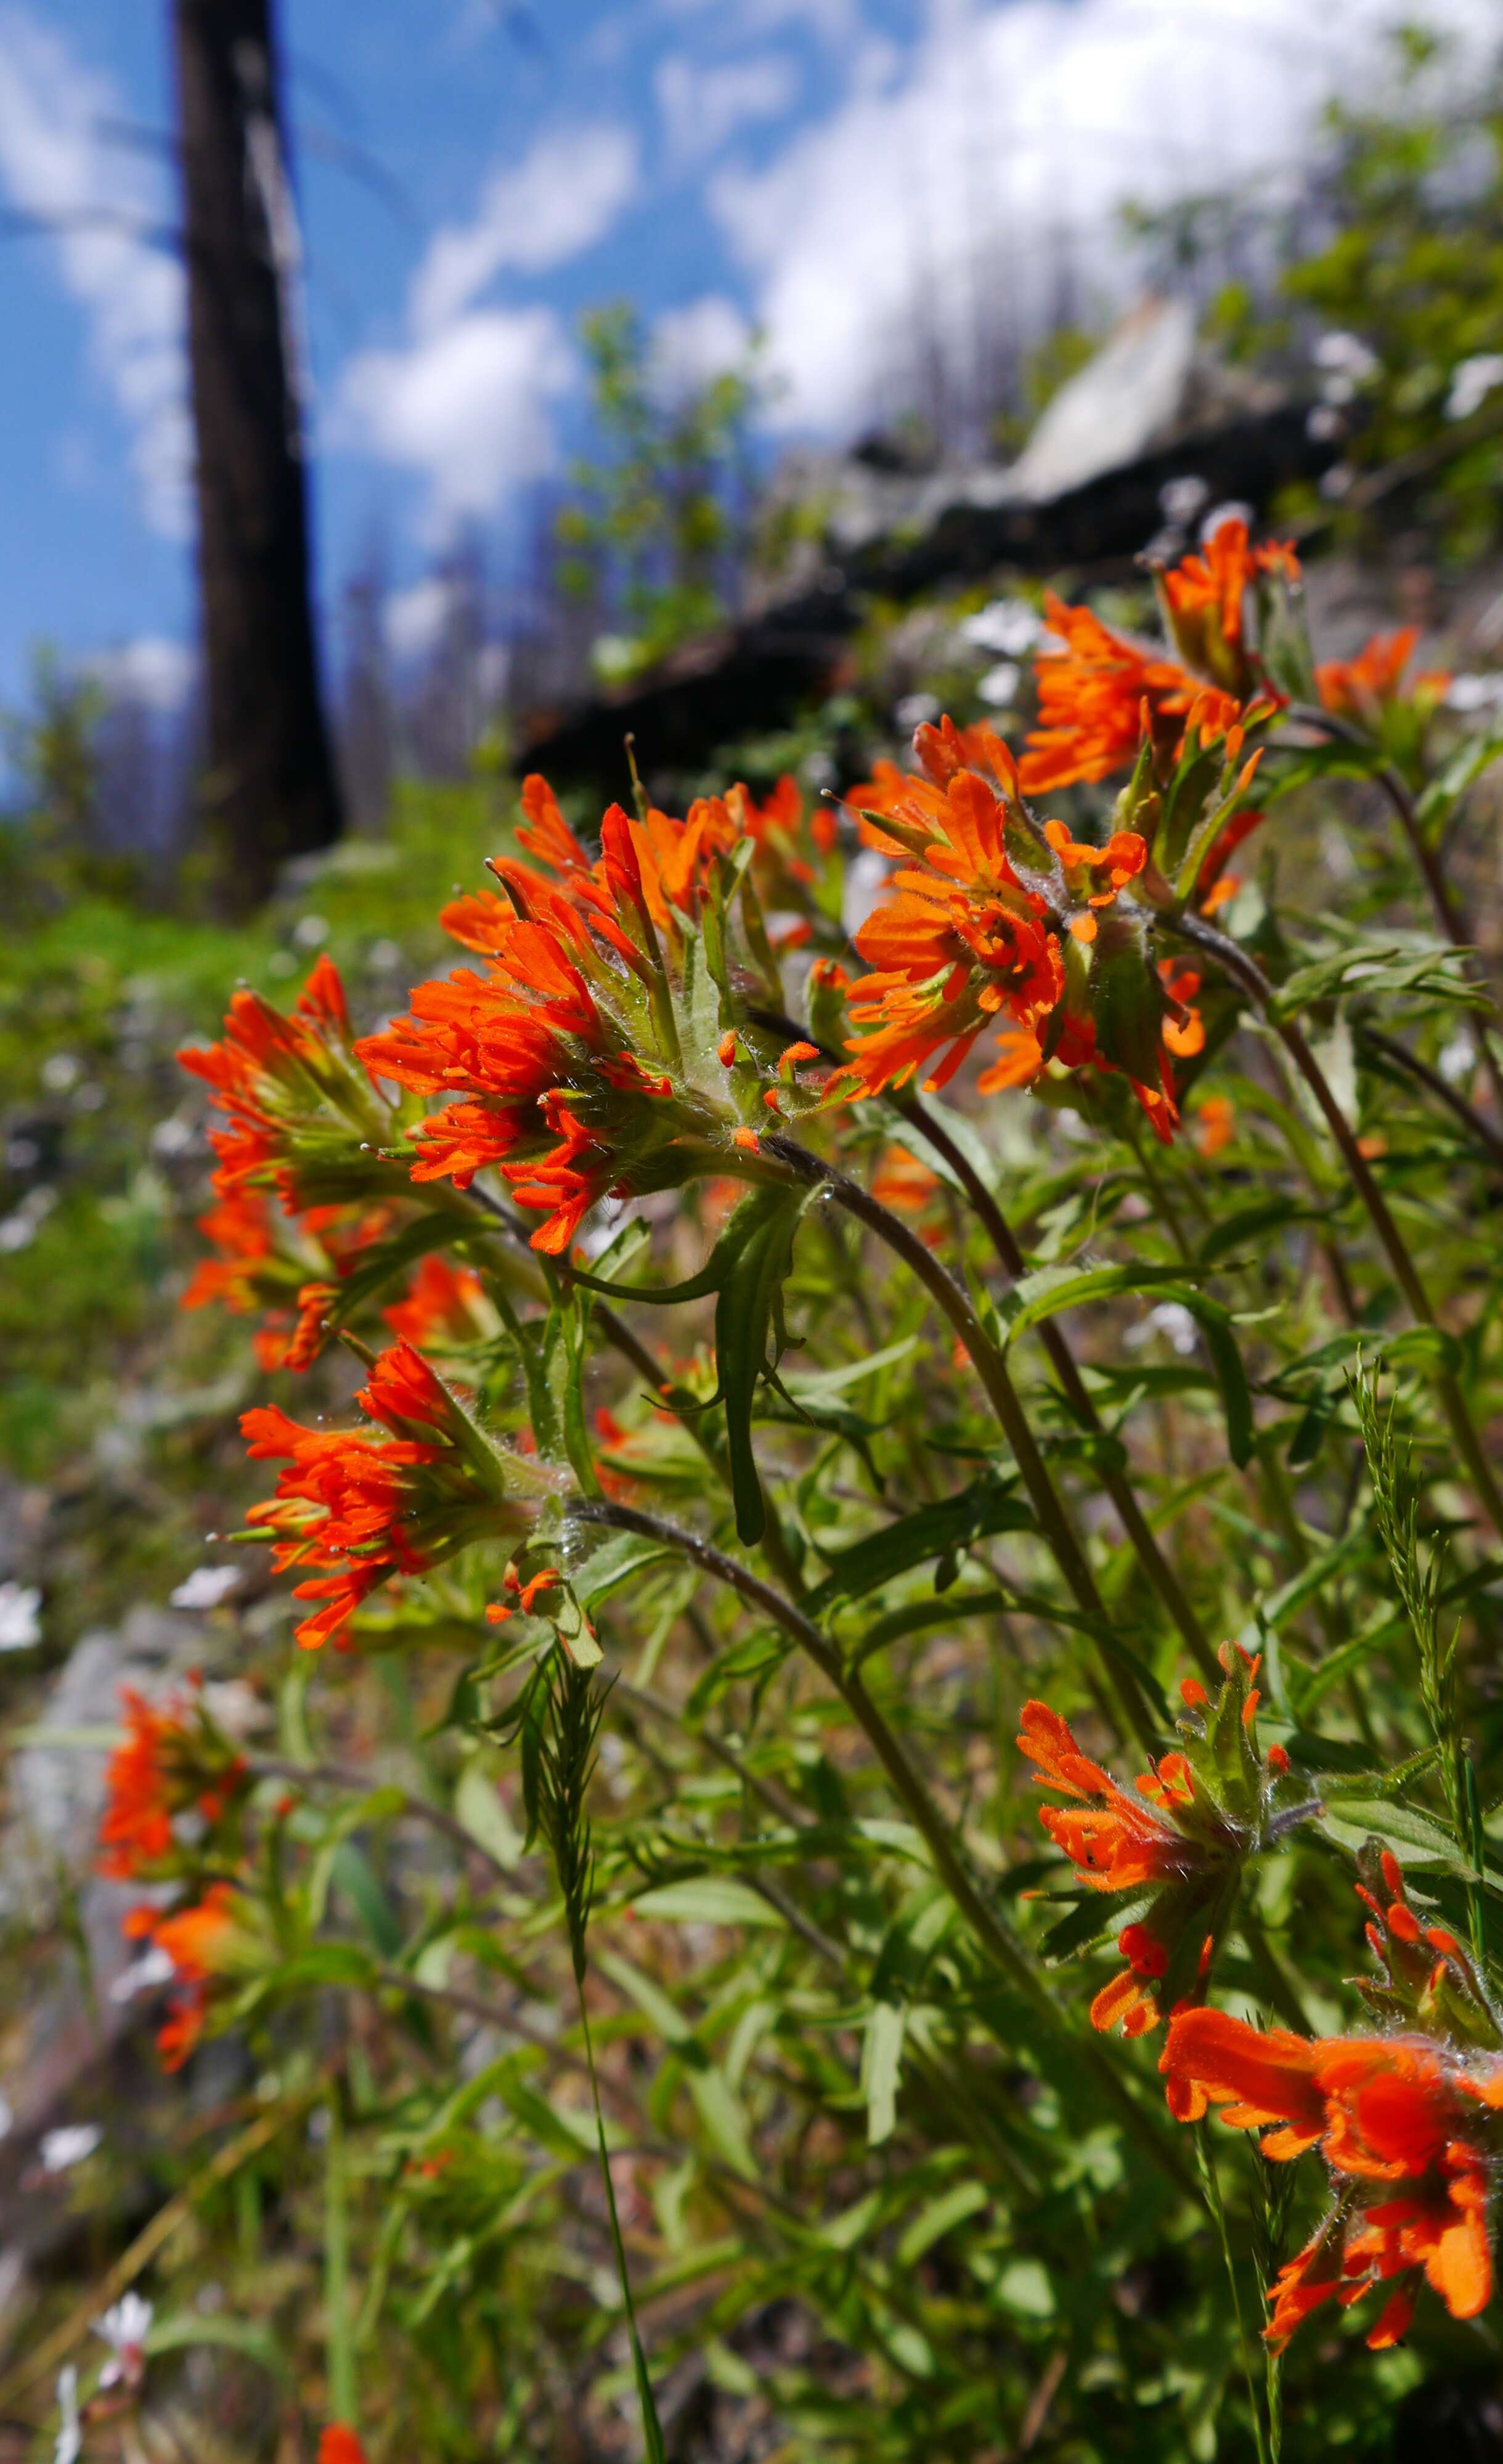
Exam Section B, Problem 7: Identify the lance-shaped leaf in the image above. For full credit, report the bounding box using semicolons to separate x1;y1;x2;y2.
564;1181;818;1545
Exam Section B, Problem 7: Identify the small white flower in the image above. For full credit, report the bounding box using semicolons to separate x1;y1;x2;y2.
1319;464;1354;502
1306;404;1345;442
96;2290;153;2389
1448;354;1503;424
73;1083;106;1113
367;938;404;972
958;598;1041;657
1446;672;1503;714
40;2123;102;2173
0;1581;43;1651
977;661;1020;708
1159;474;1210;527
894;691;940;732
41;1052;81;1093
0;1187;57;1253
150;1113;197;1158
109;1946;174;2004
1125;1302;1200;1358
1314;331;1378;384
1439;1036;1477;1086
169;1564;241;1611
53;2365;81;2464
291;913;330;950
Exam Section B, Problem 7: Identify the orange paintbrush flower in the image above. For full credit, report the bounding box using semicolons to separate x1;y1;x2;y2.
1019;1647;1287;2043
318;2431;368;2464
98;1686;247;1880
1163;2005;1503;2346
381;1253;491;1348
178;956;393;1214
833;717;1185;1134
181;1187;393;1371
1020;519;1294;794
241;1340;532;1648
1163;1850;1503;2350
1020;594;1233;795
1316;627;1449;726
149;1881;247;2070
359;781;798;1248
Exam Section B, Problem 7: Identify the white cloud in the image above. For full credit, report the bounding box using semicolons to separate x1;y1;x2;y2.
0;10;188;535
384;576;455;663
339;307;574;531
655;52;800;164
653;295;754;394
409;123;638;337
87;636;195;713
712;0;1499;440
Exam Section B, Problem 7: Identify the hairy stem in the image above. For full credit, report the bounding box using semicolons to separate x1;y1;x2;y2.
1172;910;1503;1543
1285;703;1503;1117
568;1495;1195;2195
897;1091;1215;1675
765;1136;1162;1746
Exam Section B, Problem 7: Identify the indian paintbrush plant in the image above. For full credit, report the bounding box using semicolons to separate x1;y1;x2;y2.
40;513;1503;2460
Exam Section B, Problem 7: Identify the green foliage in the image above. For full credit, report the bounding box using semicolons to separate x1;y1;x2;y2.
1215;30;1503;554
556;301;766;682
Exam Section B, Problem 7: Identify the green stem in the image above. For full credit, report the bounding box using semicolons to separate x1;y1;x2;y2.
897;1091;1216;1680
767;1137;1162;1749
1197;2121;1271;2464
1173;911;1503;1545
324;2087;357;2429
568;1495;1195;2198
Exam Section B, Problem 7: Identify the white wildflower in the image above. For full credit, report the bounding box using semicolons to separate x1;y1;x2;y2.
1448;354;1503;424
96;2291;153;2390
1159;474;1210;527
169;1564;241;1611
40;2124;102;2173
977;661;1020;708
958;598;1041;658
53;2365;81;2464
1446;673;1503;715
894;691;940;732
109;1946;174;2004
0;1582;43;1651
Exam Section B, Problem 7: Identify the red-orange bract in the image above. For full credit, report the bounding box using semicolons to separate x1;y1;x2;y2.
1163;2004;1502;2347
356;776;776;1252
241;1340;521;1649
97;1686;246;1880
836;717;1189;1137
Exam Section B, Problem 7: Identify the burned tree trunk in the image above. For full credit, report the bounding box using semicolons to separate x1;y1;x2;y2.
172;0;343;908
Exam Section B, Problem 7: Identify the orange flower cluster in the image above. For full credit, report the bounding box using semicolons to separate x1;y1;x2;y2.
839;717;1188;1134
318;2430;369;2464
98;1685;246;1881
141;1882;242;2069
1019;1647;1287;2040
181;1186;393;1372
1316;627;1449;726
1164;1852;1503;2350
178;956;388;1214
356;776;782;1253
1019;519;1293;794
381;1253;491;1349
242;1340;527;1648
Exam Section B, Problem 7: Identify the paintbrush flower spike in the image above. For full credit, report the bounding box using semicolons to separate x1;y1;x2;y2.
240;1340;535;1648
1020;1646;1290;2041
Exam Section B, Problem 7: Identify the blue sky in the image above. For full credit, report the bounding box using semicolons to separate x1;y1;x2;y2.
0;0;1491;709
